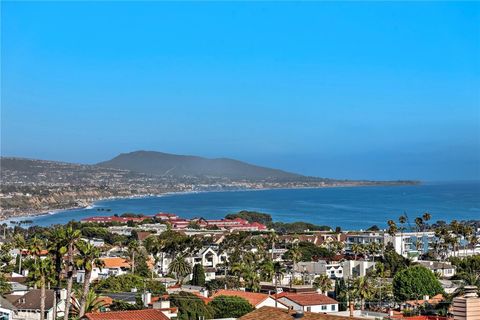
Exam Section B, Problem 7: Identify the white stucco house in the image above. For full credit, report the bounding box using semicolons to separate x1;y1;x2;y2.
277;293;339;313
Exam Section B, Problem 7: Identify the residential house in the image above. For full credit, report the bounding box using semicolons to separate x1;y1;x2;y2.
344;232;383;253
0;296;16;320
76;257;130;283
211;289;288;309
239;306;364;320
277;293;339;313
296;261;343;279
417;260;456;278
5;289;66;320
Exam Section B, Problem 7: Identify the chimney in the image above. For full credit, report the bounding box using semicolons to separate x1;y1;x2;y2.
142;292;152;307
452;286;480;320
292;310;304;319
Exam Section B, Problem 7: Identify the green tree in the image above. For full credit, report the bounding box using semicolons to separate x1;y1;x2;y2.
191;264;206;286
169;256;192;284
0;274;12;295
170;291;213;320
61;225;81;320
210;295;254;318
393;265;444;302
96;273;166;293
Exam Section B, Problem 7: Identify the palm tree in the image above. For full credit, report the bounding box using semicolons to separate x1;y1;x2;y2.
267;232;279;260
13;234;27;274
127;240;140;274
75;240;104;318
30;257;55;320
352;276;373;310
29;236;44;267
313;274;332;294
144;235;164;278
70;288;107;317
422;212;431;230
351;243;364;261
259;259;274;281
168;255;191;284
62;225;81;320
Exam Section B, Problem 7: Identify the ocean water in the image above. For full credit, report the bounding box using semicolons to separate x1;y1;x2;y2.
7;182;480;230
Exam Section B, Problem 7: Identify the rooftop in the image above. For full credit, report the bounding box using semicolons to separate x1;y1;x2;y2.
83;309;169;320
239;306;364;320
211;289;270;307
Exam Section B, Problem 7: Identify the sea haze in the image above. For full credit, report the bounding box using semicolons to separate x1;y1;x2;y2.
10;181;480;230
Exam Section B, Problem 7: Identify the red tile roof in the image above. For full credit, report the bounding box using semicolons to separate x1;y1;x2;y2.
239;306;364;320
279;293;338;306
211;289;270;307
84;309;169;320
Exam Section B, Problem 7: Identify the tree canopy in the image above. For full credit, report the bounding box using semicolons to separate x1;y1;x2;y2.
392;265;444;301
209;295;254;318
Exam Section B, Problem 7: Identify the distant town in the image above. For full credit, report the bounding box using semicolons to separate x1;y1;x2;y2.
0;156;417;220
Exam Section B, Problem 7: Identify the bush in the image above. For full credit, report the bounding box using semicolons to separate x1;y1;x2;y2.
393;265;444;301
209;295;254;318
191;264;206;286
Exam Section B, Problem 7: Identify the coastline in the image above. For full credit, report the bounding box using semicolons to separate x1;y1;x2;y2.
0;181;419;223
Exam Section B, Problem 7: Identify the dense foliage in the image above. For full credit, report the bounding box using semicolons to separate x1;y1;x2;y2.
170;291;213;320
209;295;254;318
393;265;444;301
284;241;333;261
225;210;273;225
95;274;165;294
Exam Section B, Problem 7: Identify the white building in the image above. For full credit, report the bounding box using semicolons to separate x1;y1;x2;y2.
6;289;66;320
76;257;130;283
345;232;384;253
295;261;343;279
342;260;376;279
278;293;339;313
417;260;456;278
384;231;436;258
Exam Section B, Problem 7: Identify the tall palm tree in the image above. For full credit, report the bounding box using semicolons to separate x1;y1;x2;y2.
168;255;191;284
352;276;373;310
422;212;431;230
127;240;140;274
13;234;27;274
75;240;103;318
29;236;44;267
144;235;164;277
273;261;285;307
313;274;332;294
267;232;279;260
62;225;81;320
30;257;55;320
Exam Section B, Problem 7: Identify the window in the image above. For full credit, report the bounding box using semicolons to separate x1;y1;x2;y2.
321;305;327;310
307;307;311;312
332;305;336;311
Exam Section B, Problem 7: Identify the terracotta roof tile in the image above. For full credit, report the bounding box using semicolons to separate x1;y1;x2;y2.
239;306;365;320
84;309;169;320
211;289;269;307
99;257;130;269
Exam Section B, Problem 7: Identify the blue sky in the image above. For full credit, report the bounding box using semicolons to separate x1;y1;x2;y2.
2;2;479;181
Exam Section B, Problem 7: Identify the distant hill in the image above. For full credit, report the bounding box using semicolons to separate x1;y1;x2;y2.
97;151;303;180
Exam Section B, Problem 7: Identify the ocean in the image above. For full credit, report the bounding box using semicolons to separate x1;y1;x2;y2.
7;181;480;230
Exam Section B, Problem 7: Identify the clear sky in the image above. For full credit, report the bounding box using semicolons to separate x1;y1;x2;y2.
1;2;479;181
